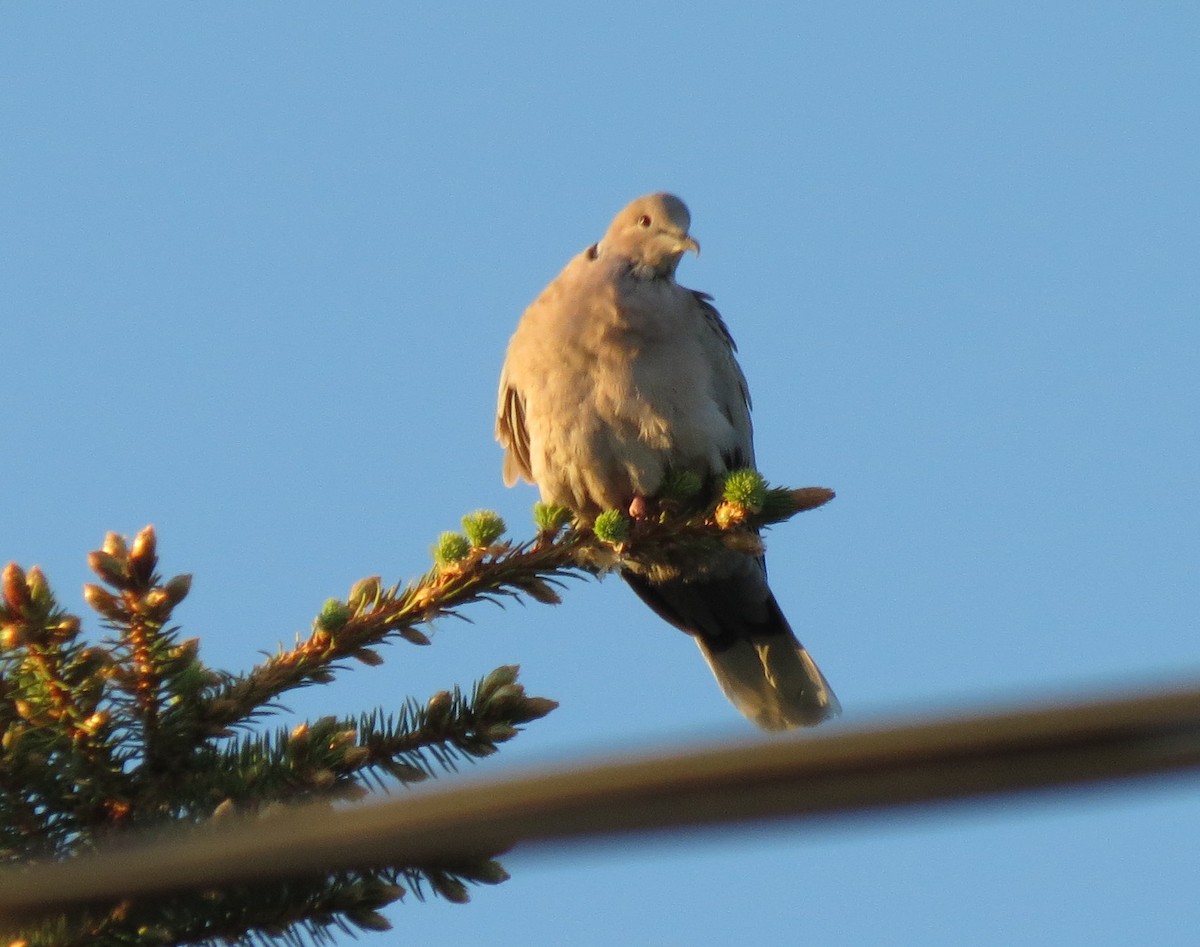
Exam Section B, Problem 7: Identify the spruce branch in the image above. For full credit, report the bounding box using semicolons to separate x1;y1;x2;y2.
193;472;831;738
0;470;830;945
0;522;561;945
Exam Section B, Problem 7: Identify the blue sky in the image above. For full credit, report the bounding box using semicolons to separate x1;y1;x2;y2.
3;3;1198;944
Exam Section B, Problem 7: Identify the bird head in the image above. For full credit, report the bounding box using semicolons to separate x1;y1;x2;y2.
600;193;700;277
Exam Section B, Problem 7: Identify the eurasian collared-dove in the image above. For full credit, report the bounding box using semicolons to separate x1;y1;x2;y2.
496;193;839;730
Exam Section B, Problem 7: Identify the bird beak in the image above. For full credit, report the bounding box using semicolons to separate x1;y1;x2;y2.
679;234;701;256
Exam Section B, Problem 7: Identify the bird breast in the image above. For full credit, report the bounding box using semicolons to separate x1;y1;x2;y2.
520;269;739;514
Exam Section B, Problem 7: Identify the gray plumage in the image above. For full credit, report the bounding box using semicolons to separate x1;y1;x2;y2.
496;193;839;730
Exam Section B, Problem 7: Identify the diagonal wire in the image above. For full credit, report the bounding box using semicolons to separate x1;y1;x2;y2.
3;681;1200;924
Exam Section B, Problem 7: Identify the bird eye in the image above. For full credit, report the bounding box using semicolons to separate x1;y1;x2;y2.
637;214;652;228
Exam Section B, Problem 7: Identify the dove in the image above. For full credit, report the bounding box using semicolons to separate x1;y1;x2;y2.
496;193;839;730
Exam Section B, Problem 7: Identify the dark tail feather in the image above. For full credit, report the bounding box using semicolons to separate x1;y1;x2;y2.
622;565;839;731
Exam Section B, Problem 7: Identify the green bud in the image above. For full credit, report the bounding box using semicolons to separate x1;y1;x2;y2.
461;509;506;548
593;509;631;545
316;598;351;632
433;531;471;566
660;468;703;502
722;468;768;512
533;502;571;533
